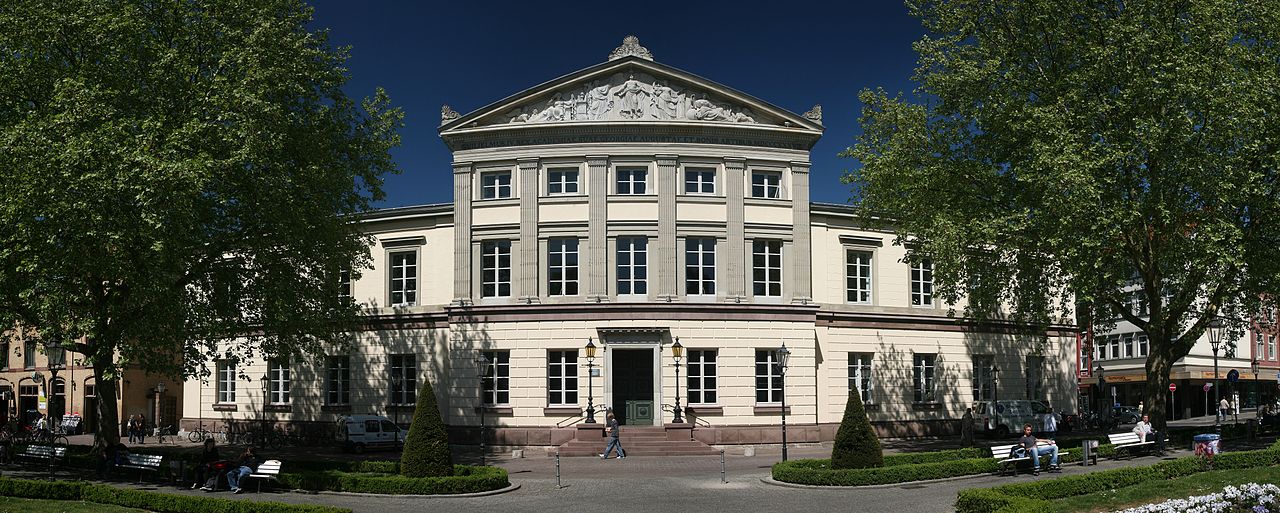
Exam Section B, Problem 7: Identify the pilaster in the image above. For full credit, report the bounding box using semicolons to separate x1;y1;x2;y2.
790;161;813;304
518;158;540;303
587;155;610;300
452;162;474;305
724;157;747;301
656;154;679;301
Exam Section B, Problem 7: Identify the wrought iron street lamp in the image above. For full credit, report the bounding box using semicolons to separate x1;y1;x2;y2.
585;339;598;424
43;339;65;424
474;353;489;466
776;343;791;462
1252;359;1261;409
1096;364;1106;424
671;338;685;423
1208;317;1227;436
155;381;166;438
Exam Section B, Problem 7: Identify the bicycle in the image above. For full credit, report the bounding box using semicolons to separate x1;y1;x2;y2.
156;425;175;444
188;423;213;443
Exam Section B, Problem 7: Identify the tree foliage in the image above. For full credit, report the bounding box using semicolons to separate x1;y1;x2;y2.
831;390;883;469
845;0;1280;429
400;380;453;478
0;0;402;447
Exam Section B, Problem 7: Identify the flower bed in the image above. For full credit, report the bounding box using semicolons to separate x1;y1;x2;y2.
1115;482;1279;513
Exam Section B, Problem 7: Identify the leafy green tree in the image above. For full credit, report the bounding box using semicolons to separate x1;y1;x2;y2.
831;390;883;469
0;0;402;448
401;380;453;477
845;0;1280;430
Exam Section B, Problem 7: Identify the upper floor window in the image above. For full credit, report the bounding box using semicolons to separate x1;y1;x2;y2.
846;250;873;304
268;360;290;405
481;240;512;298
1138;335;1149;357
1271;335;1277;360
1025;355;1045;399
687;349;717;404
217;361;236;403
326;356;350;405
750;171;782;199
481;351;511;405
913;353;937;403
548;238;580;296
389;354;416;405
547;168;579;195
972;355;994;401
337;268;352;301
752;240;782;297
481;171;512;199
910;259;934;306
1123;334;1135;358
0;342;7;371
1109;336;1120;359
684;168;715;195
849;353;873;404
617;168;647;195
1079;342;1091;372
685;238;716;296
547;350;578;406
389;250;417;306
23;341;35;369
617;237;648;295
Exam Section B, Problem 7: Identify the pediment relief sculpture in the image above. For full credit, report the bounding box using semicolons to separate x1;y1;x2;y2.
494;72;762;126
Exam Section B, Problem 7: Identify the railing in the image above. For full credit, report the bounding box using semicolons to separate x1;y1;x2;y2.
555;405;606;428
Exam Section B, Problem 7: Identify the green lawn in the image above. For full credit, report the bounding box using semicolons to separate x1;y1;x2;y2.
1048;465;1280;513
0;497;146;513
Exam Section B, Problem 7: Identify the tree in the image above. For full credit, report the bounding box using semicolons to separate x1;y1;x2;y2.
845;0;1280;431
831;390;883;469
400;380;453;477
0;0;402;449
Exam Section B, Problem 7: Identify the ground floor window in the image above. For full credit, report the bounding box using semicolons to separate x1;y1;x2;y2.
216;361;236;403
547;350;578;406
849;353;873;404
481;351;511;405
913;353;936;403
326;356;350;405
389;354;416;405
755;349;783;403
686;350;717;404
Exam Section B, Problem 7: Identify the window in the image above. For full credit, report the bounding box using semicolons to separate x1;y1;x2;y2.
1026;355;1044;400
751;171;782;198
480;351;510;405
1079;342;1091;372
1109;336;1120;359
684;168;715;194
326;356;350;405
1271;335;1277;360
845;250;873;304
388;250;417;306
616;237;648;295
685;238;716;296
481;240;512;298
216;361;236;403
687;350;717;404
338;268;352;301
23;341;35;369
268;360;290;405
548;168;579;195
1123;334;1134;358
548;238;580;296
752;240;782;297
972;355;995;402
547;351;578;406
910;259;934;306
1138;335;1149;357
755;349;784;403
617;168;647;194
849;353;873;404
0;342;7;370
480;171;512;199
389;354;416;405
913;353;936;403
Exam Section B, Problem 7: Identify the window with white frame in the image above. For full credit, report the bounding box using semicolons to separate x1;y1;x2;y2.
388;250;417;306
617;168;647;194
750;171;782;198
481;240;512;298
217;361;236;403
1138;335;1149;357
338;268;352;301
752;240;782;297
389;354;416;405
1026;355;1044;400
685;238;716;296
480;171;512;199
616;237;648;295
846;250;873;304
1270;334;1276;360
326;356;350;405
548;238;579;296
480;351;510;405
1110;336;1120;359
547;168;579;195
268;360;290;405
1259;331;1267;360
684;168;715;194
972;355;995;402
910;259;934;306
1079;342;1091;372
849;353;873;404
754;349;784;403
913;353;936;403
1123;334;1134;358
547;350;578;406
686;350;717;404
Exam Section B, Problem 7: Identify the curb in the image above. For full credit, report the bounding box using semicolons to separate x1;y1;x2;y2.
759;473;987;490
306;482;521;498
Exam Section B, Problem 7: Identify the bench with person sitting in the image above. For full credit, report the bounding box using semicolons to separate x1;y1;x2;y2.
991;423;1069;476
1110;414;1164;458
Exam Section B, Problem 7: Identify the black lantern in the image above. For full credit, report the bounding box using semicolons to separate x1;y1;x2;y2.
585;339;598;424
776;343;791;462
671;338;684;424
1207;317;1227;435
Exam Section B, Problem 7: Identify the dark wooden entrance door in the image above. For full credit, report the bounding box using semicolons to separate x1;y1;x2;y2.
611;349;654;426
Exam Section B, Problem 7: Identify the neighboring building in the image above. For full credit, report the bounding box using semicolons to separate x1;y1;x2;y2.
180;37;1077;447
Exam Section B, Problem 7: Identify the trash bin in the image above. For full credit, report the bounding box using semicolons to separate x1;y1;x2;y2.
1193;433;1220;458
1081;439;1099;466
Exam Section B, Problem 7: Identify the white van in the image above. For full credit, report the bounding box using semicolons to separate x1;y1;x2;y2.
335;415;405;453
973;400;1056;436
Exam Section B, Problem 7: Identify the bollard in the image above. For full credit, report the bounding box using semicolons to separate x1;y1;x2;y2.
720;449;726;483
555;451;563;489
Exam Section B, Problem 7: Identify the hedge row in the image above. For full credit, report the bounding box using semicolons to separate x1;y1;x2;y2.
287;459;399;474
0;477;349;513
275;464;509;495
955;446;1280;513
882;447;989;465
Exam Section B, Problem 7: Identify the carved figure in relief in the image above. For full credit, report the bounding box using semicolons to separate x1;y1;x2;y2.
685;95;754;123
587;82;612;119
652;82;681;119
613;75;650;119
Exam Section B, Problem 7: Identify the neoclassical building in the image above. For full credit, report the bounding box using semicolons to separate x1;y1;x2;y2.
181;37;1077;449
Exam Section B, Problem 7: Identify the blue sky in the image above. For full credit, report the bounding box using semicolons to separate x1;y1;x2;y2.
306;1;926;208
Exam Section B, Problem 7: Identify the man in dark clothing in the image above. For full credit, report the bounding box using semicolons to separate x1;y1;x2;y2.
1019;423;1059;475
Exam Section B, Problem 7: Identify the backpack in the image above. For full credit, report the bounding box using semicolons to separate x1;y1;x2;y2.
1009;446;1027;459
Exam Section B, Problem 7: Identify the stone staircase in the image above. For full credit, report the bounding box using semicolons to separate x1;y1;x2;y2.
556;425;721;457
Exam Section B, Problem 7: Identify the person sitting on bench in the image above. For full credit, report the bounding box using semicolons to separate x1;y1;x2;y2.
1133;414;1165;455
1019;423;1059;475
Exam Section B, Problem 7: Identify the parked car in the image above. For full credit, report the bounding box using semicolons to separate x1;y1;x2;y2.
335;415;405;453
1112;405;1141;425
973;400;1057;436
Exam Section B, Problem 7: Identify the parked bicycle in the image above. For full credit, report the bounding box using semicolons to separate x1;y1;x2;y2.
188;422;213;443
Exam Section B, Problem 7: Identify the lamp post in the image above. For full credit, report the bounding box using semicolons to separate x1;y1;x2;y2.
671;338;684;424
992;365;999;403
155;381;166;439
1252;359;1261;410
474;353;489;466
260;373;270;437
43;340;64;425
585;339;598;424
1096;365;1106;426
776;343;791;462
1208;317;1226;436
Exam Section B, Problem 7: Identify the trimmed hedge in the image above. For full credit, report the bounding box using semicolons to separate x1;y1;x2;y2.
0;477;348;513
400;380;453;477
774;457;999;486
275;464;509;495
882;447;990;466
830;391;883;469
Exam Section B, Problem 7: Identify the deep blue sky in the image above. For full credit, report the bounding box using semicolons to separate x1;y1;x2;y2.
306;1;926;208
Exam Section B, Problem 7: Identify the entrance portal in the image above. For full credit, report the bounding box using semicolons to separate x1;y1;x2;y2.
611;349;654;426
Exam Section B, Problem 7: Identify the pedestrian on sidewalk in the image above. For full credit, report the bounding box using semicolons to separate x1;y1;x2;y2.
600;412;626;460
1219;397;1231;423
960;407;975;448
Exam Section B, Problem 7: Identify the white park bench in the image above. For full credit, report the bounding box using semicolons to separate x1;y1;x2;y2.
16;444;67;465
991;441;1069;476
1108;432;1156;458
245;459;282;493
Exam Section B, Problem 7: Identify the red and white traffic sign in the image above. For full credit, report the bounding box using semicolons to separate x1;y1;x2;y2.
1169;383;1177;392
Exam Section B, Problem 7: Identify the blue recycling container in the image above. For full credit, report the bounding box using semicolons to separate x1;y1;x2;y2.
1193;433;1221;455
1193;434;1220;442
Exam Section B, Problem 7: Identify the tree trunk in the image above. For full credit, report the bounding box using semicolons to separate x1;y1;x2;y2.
1143;345;1176;432
90;363;121;452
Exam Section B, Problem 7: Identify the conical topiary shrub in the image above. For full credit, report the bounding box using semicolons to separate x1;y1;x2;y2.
830;390;883;469
400;379;454;477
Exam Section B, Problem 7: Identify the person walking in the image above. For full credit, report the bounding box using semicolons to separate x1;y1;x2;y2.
225;447;258;494
126;415;140;443
600;412;626;460
960;407;975;448
1219;397;1231;423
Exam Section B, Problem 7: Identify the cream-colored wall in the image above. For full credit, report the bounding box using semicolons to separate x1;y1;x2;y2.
355;223;454;309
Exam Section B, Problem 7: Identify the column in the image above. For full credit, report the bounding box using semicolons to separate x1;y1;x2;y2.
587;156;610;300
724;157;747;301
518;158;540;302
790;161;813;303
656;155;679;300
452;162;473;305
